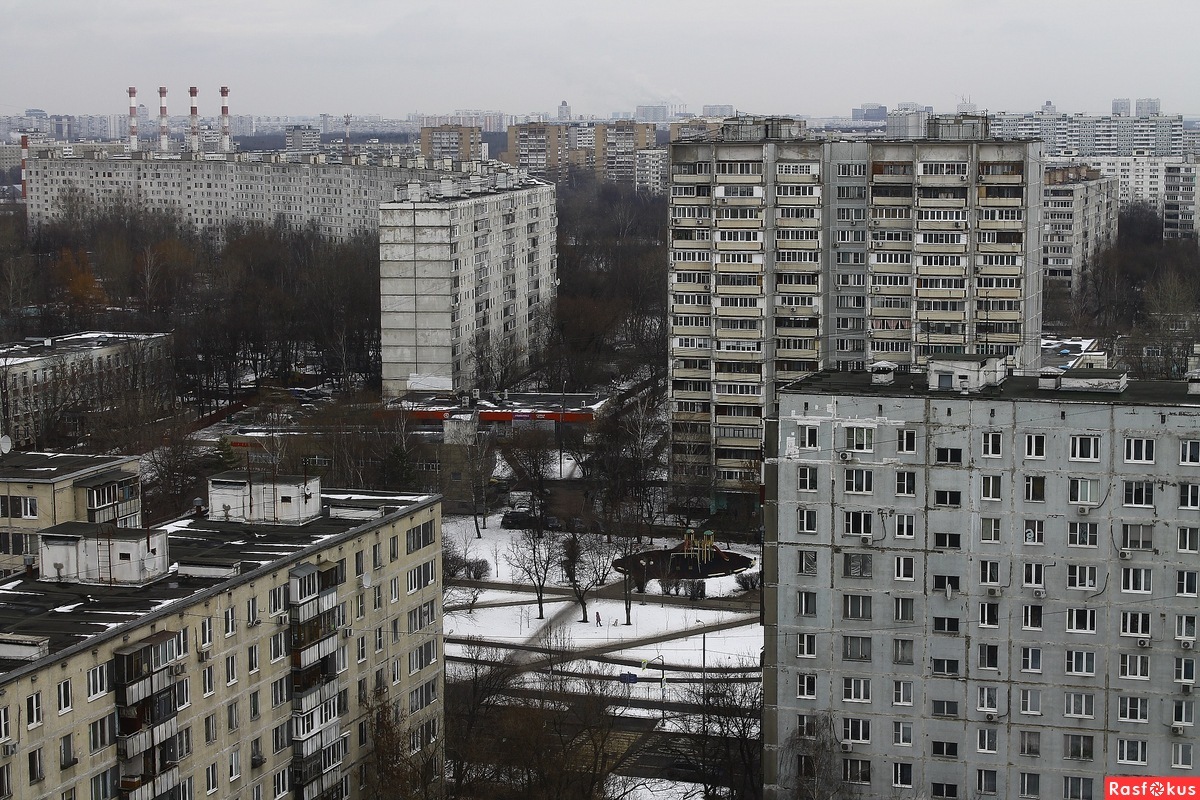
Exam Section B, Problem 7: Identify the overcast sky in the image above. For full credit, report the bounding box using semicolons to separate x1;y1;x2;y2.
3;0;1197;119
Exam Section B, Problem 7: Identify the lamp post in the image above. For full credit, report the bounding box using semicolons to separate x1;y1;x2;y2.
642;655;666;721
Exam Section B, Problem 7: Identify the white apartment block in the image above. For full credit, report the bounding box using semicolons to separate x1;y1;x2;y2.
668;117;1043;514
1042;166;1119;292
379;174;557;398
1068;153;1199;240
989;112;1183;157
0;473;443;800
764;357;1200;800
635;148;668;195
23;150;516;242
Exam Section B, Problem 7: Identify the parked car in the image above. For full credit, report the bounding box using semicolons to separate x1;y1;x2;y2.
544;515;563;532
501;510;533;529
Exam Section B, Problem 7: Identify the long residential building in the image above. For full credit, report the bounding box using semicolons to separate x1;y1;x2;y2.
379;173;557;398
1041;165;1119;293
989;111;1184;157
764;357;1200;800
0;472;443;800
667;116;1043;515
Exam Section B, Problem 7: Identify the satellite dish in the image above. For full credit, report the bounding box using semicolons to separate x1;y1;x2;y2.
0;436;12;454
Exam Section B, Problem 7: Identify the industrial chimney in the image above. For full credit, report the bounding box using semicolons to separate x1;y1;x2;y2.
189;87;200;153
219;86;231;153
127;87;138;152
158;87;169;153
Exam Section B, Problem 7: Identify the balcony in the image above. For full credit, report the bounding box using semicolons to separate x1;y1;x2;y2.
117;716;178;760
119;765;180;800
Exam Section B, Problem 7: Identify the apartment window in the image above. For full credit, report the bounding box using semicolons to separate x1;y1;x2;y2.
933;531;961;549
935;447;963;464
1120;654;1151;679
1119;695;1150;722
797;673;816;699
797;467;818;492
1067;565;1098;589
1175;699;1195;726
978;686;998;712
1021;647;1042;672
894;556;914;581
1071;435;1101;461
1024;475;1045;502
980;517;1001;543
1023;604;1043;630
981;475;1002;501
224;607;236;636
842;636;872;662
979;602;999;627
56;680;71;713
796;633;816;658
981;432;1002;457
205;762;218;794
1177;614;1197;640
1125;437;1155;463
978;644;999;669
204;714;217;745
26;692;40;728
842;759;870;785
1064;777;1093;800
1019;773;1040;799
1123;611;1152;637
843;511;873;535
893;763;913;788
1025;434;1045;458
842;718;871;744
1023;562;1044;587
1181;527;1200;553
1020;688;1042;715
1182;440;1200;464
1064;692;1095;718
895;471;915;496
844;468;872;494
898;429;916;453
1068;522;1098;547
932;658;960;676
842;594;872;620
1122;523;1154;550
934;490;962;507
1183;484;1200;509
931;782;959;800
1124;480;1154;506
893;639;914;665
1069;478;1099;504
797;509;817;534
977;769;997;796
895;514;915;538
893;597;914;621
979;560;1000;584
798;426;819;449
1122;567;1153;593
893;680;913;706
933;617;960;635
225;655;237;685
932;740;959;759
1019;730;1041;757
931;700;959;718
227;700;239;732
88;713;115;752
1066;608;1097;633
844;426;874;452
1173;743;1194;769
1176;657;1197;684
1065;650;1096;676
1063;734;1094;761
202;665;213;696
797;591;816;616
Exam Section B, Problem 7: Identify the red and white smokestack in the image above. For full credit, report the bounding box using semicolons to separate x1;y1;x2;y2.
219;86;231;153
189;87;200;153
19;135;28;200
158;86;169;153
128;86;139;152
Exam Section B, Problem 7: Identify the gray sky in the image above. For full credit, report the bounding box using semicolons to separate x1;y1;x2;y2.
3;0;1197;119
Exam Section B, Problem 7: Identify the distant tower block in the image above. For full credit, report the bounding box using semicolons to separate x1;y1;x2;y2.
128;87;138;152
220;86;231;153
189;87;200;153
158;87;169;153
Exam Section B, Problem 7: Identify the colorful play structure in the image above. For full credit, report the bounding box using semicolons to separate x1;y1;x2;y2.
612;528;756;589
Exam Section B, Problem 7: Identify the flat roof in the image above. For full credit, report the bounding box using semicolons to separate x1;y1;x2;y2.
0;331;168;367
0;489;437;678
781;370;1197;407
0;452;138;483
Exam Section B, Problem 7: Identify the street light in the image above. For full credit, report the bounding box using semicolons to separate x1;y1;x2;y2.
641;655;666;721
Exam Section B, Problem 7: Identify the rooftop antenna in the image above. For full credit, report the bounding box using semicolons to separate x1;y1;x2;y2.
343;114;352;160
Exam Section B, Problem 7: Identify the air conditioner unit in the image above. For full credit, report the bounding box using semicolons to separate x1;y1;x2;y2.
1033;589;1046;599
1184;640;1196;650
171;664;186;677
342;628;353;640
1119;550;1132;560
838;451;853;462
1;744;15;757
839;742;853;753
1137;638;1151;648
1174;726;1187;736
987;587;1002;597
860;535;872;546
197;649;211;663
1185;684;1194;694
251;753;267;768
248;618;261;627
985;713;995;722
1076;506;1090;516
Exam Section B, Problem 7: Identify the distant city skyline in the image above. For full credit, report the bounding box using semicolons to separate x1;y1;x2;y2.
2;0;1198;119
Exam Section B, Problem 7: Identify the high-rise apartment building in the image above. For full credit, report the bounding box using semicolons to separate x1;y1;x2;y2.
988;111;1183;157
667;117;1043;515
501;123;570;179
764;357;1200;800
0;472;443;800
379;173;556;398
1072;153;1198;239
1041;166;1119;293
419;125;483;162
595;121;655;184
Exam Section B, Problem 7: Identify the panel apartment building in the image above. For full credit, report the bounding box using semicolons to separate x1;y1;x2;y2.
379;173;557;398
764;358;1200;800
0;472;443;800
667;117;1043;515
1041;165;1119;294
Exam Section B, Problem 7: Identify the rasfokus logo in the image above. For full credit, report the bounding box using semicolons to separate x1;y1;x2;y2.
1107;778;1200;798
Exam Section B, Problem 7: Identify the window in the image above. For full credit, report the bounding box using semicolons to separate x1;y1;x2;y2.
979;560;1000;584
1125;437;1155;463
1064;777;1093;800
797;509;817;534
1025;434;1045;458
796;673;816;699
224;607;236;637
978;686;998;712
797;467;818;492
1124;480;1154;507
935;447;963;464
1120;654;1150;679
893;597;914;621
842;636;872;661
1177;614;1197;641
1021;647;1042;672
202;665;214;696
1024;475;1045;502
1122;611;1152;636
796;633;816;658
1064;692;1095;718
1182;483;1200;509
842;594;871;619
934;490;962;507
26;692;40;728
893;721;913;746
1068;522;1098;547
1023;562;1044;587
981;432;1002;457
1175;699;1195;726
1071;435;1100;461
798;426;819;449
1183;440;1200;464
1181;527;1200;553
1122;523;1154;550
977;769;997;796
1180;570;1200;597
88;713;115;752
1176;657;1196;684
933;531;961;549
843;511;873;535
797;591;816;616
1173;743;1194;770
844;426;874;452
893;680;913;706
86;664;109;699
56;680;71;714
1063;734;1094;761
1069;478;1099;504
1122;567;1152;593
980;518;1001;543
933;658;960;675
978;644;999;669
932;782;959;799
27;747;43;783
1066;608;1096;633
1067;565;1098;589
893;762;913;788
1020;688;1042;715
844;468;872;494
981;475;1002;501
1023;604;1043;630
1019;773;1040;799
898;429;916;453
893;639;914;664
1065;650;1096;676
894;556;914;581
895;514;915;538
979;602;999;627
842;759;870;785
206;762;218;794
895;471;916;496
225;654;237;685
1019;730;1041;757
933;617;960;635
932;741;959;758
1119;695;1149;722
842;718;870;743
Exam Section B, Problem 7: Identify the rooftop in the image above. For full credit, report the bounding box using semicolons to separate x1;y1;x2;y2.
0;452;138;483
0;489;436;680
0;331;168;368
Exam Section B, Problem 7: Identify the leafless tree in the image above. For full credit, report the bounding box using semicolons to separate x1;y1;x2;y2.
444;638;519;800
778;712;851;800
504;528;560;619
506;427;556;507
676;663;763;800
560;530;619;623
361;688;444;800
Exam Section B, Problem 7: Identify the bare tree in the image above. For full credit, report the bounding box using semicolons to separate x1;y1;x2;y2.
779;712;851;800
677;664;763;800
444;638;519;799
361;688;444;800
560;531;619;623
504;528;560;619
506;427;556;509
